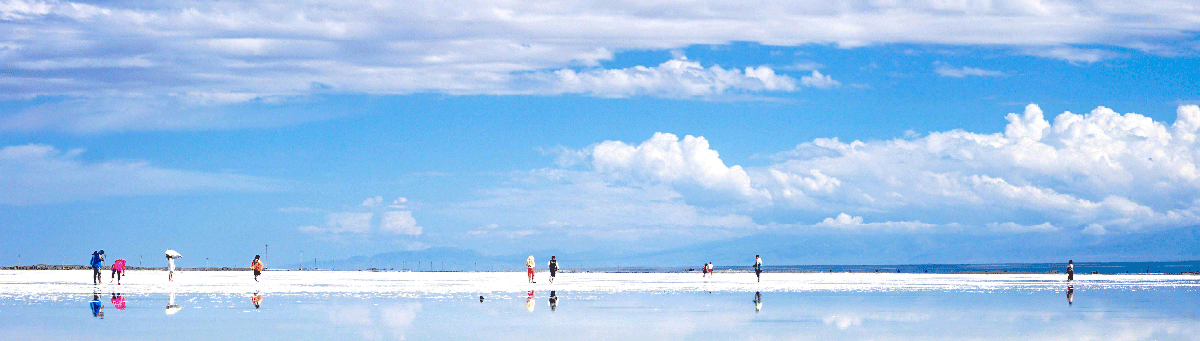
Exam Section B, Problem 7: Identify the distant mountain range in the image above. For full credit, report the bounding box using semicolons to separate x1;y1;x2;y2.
285;228;1200;271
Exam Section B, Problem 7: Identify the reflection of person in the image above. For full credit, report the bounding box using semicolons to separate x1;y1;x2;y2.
165;291;182;315
1067;260;1075;282
110;293;126;310
91;250;105;285
251;255;264;282
525;290;535;312
754;255;763;283
526;256;536;283
111;258;126;285
548;256;558;283
754;291;762;312
90;294;104;318
1066;286;1074;306
549;291;558;312
251;291;263;309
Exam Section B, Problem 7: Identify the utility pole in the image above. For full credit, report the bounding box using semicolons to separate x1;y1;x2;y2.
300;251;304;270
265;244;269;263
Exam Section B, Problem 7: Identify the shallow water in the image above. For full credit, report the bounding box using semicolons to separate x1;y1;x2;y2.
3;287;1198;340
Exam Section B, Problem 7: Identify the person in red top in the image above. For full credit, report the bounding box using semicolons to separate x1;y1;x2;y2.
251;255;264;282
111;259;127;285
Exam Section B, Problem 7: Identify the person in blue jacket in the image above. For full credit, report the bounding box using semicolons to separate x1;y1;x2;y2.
90;250;105;285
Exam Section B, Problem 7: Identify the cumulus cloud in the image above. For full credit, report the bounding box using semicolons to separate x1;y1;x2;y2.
553;104;1200;234
1022;46;1124;64
587;132;770;202
799;70;841;88
381;211;422;235
0;144;281;205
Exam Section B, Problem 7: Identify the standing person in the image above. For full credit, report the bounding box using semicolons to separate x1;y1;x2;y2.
251;255;264;282
526;255;536;283
754;255;763;283
700;263;707;277
165;250;182;282
1066;260;1075;282
90;250;105;285
548;256;559;283
110;258;126;285
707;262;714;277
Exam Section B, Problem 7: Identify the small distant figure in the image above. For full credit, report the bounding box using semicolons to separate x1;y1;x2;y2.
1066;286;1074;306
251;255;264;282
549;291;558;311
525;290;535;312
701;263;708;277
165;250;182;282
111;258;126;285
707;262;714;277
110;293;126;310
90;250;105;285
1066;260;1074;282
90;294;104;318
754;291;762;312
526;255;536;283
548;256;559;283
753;255;763;283
479;295;485;303
251;291;263;309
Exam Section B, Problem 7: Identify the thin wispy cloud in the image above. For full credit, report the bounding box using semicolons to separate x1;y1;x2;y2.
934;63;1006;78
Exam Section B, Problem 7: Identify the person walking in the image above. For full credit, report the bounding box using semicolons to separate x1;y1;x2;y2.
1067;260;1075;282
754;255;763;283
165;250;182;282
90;250;105;285
548;256;559;283
111;258;126;285
526;255;536;283
251;255;264;282
707;262;714;277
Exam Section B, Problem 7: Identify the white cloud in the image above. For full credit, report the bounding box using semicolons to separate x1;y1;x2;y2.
935;64;1006;78
1022;46;1124;64
381;211;422;235
813;213;936;231
0;144;281;205
299;196;423;237
587;132;770;202
538;57;797;98
799;70;841;89
3;0;1199;131
551;104;1200;234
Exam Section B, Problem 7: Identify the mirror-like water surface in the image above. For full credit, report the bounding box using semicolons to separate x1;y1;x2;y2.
3;287;1198;340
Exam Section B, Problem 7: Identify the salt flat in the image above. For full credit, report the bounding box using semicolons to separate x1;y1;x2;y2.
1;270;1196;297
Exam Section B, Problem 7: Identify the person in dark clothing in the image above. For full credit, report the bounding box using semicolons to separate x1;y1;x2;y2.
753;255;763;283
90;251;105;285
548;256;559;283
1067;260;1075;281
549;291;558;311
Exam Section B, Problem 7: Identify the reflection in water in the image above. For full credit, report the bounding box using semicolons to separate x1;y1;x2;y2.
165;291;182;315
549;291;558;312
89;294;103;319
110;293;126;310
754;292;762;313
526;291;535;312
252;292;263;309
1066;286;1074;306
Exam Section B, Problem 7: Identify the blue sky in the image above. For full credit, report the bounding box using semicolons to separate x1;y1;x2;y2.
3;0;1200;267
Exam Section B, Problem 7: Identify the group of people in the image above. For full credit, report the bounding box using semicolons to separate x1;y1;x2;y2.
525;255;559;283
701;255;764;282
87;250;266;284
89;250;127;285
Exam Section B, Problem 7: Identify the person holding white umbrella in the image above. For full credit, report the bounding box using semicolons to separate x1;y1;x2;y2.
165;250;182;282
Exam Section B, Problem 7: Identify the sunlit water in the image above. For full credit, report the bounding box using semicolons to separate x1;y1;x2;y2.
3;286;1198;340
